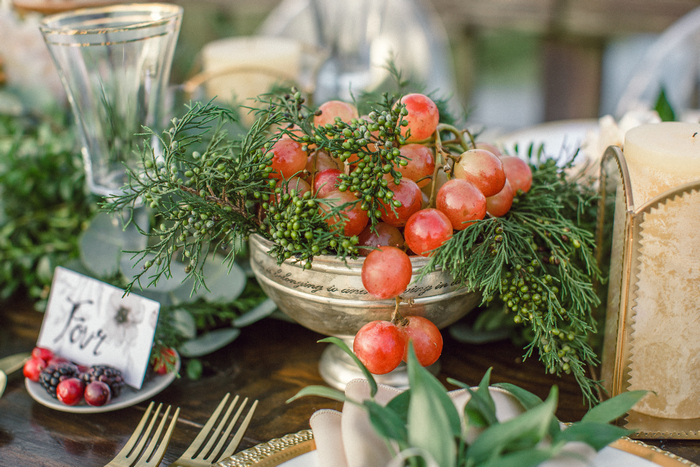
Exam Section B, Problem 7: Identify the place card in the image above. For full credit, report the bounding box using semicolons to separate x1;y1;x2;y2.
36;267;160;389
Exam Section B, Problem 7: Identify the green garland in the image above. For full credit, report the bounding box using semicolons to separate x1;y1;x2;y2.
103;89;604;403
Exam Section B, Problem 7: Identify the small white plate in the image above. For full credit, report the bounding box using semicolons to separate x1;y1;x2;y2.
25;353;180;413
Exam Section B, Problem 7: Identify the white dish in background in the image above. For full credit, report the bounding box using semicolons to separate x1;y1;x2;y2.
498;118;599;164
25;353;179;413
272;445;675;467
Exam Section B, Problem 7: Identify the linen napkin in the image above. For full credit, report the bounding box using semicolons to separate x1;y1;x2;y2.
310;378;596;467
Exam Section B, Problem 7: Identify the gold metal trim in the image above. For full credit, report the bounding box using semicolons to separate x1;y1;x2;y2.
612;438;699;467
218;430;315;467
217;429;695;467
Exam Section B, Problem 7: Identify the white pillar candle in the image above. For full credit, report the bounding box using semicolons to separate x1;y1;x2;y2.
624;122;700;203
200;36;302;124
623;122;700;419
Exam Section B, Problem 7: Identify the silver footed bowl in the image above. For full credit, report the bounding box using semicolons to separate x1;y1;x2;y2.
249;234;481;339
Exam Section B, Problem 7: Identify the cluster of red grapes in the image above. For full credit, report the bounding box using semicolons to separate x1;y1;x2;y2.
262;93;533;375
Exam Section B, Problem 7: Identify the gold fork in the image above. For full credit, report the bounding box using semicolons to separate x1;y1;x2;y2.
169;393;258;467
105;401;180;467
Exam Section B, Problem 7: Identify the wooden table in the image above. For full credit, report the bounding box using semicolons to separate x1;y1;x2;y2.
1;298;699;466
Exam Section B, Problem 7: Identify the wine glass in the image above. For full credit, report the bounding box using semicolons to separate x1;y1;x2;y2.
40;3;183;248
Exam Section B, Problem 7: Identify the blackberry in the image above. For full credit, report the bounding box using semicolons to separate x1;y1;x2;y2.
81;365;125;398
39;363;81;399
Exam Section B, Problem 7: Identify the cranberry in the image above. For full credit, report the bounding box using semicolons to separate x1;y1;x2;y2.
31;347;55;362
23;357;47;382
56;378;85;406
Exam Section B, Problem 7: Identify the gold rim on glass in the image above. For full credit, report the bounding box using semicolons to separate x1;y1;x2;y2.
39;3;183;36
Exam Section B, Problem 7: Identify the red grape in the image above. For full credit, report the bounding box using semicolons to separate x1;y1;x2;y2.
357;222;404;256
436;178;486;230
501;155;533;194
84;381;112;406
486;179;514;217
313;168;342;199
396;93;440;142
319;189;369;237
353;320;405;374
475;141;502;157
314;100;359;127
361;246;412;299
305;149;339;176
453;148;506;197
397;144;435;188
380;178;423;227
400;316;443;366
404;208;453;257
267;136;307;180
276;176;311;200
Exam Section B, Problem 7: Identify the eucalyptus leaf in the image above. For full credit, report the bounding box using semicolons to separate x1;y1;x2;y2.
178;327;241;357
121;253;189;293
407;345;458;467
365;399;409;446
385;390;411;425
492;382;543;410
582;390;648;424
479;447;554;467
467;386;558;465
287;385;351;405
319;337;377;397
171;259;246;303
494;382;561;439
79;212;124;277
554;422;633;451
464;368;498;428
232;298;277;327
171;308;197;339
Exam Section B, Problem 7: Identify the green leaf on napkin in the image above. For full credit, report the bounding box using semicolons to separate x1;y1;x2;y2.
449;368;499;429
318;336;378;397
365;399;410;450
582;389;648;424
406;343;458;467
466;386;558;465
554;421;633;451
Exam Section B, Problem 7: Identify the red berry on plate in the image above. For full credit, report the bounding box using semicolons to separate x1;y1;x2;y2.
353;321;405;375
152;347;178;375
47;356;70;366
56;378;85;406
23;357;46;382
31;347;54;362
84;381;112;406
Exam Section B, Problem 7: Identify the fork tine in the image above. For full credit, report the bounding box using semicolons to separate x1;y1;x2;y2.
214;399;258;462
206;397;246;461
179;393;231;459
126;403;164;463
199;395;240;461
138;406;180;467
105;402;156;466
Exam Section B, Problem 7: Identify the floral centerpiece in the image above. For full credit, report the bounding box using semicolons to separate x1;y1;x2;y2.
105;81;602;402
